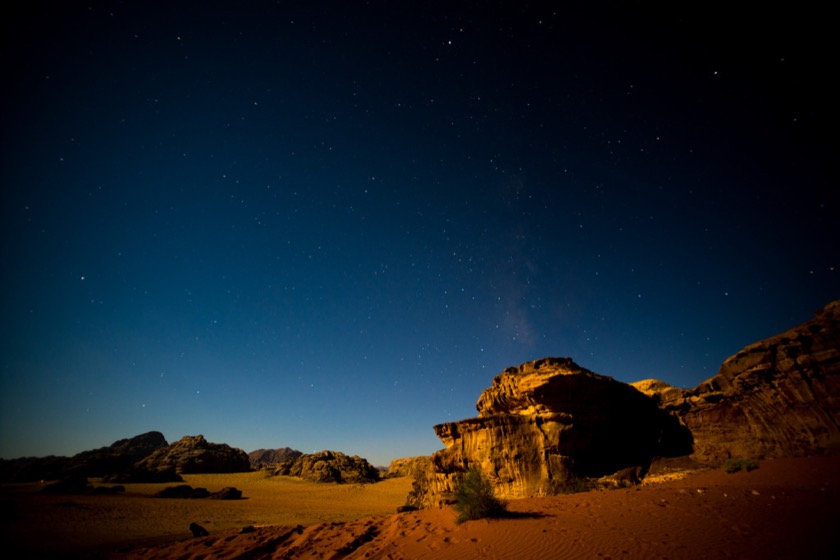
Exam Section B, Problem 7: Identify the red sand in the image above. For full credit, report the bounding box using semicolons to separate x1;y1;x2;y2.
2;457;840;560
99;456;839;559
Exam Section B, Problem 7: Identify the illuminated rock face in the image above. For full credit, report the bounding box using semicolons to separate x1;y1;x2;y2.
635;300;840;464
413;301;840;507
412;358;690;506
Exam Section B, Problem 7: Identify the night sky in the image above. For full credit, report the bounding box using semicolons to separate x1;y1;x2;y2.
1;2;836;466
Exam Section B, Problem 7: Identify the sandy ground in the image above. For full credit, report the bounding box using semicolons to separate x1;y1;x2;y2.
0;471;413;557
3;456;839;559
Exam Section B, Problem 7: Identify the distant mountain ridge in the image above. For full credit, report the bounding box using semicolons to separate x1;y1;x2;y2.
0;432;251;483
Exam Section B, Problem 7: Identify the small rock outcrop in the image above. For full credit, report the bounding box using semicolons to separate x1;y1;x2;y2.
135;435;251;475
273;450;380;483
248;447;303;469
411;358;691;506
634;300;840;464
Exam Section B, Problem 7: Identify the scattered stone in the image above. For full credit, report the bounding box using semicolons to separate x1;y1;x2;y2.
240;525;255;533
396;505;419;513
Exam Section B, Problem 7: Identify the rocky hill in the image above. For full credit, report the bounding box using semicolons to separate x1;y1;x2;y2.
248;447;303;469
273;450;380;483
0;431;169;483
135;435;251;475
634;299;840;464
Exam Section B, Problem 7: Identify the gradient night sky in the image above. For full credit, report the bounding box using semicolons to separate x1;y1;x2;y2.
1;2;836;466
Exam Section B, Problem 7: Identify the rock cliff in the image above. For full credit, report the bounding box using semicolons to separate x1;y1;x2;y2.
634;300;840;463
411;358;691;506
411;301;839;508
135;435;251;474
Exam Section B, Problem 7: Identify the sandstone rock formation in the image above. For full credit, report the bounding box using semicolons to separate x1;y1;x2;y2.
386;456;431;478
273;450;380;483
135;435;251;475
410;358;691;506
248;447;303;469
634;300;840;464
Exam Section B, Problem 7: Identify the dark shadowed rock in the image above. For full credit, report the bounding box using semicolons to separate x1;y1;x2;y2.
189;522;209;537
209;486;242;500
634;300;840;464
273;450;380;483
135;435;251;474
41;475;92;495
248;447;303;469
155;485;198;499
0;455;71;483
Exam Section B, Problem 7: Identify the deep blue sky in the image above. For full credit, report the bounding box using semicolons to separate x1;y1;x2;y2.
1;1;836;466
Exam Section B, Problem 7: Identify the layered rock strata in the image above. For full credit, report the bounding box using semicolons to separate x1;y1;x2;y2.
634;300;840;463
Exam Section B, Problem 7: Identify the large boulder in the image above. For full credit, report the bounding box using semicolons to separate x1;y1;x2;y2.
273;450;380;483
411;358;691;506
634;299;840;464
135;435;251;474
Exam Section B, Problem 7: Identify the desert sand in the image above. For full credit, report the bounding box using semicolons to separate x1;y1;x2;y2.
3;456;839;559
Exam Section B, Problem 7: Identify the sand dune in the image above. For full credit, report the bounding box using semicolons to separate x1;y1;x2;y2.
3;457;839;559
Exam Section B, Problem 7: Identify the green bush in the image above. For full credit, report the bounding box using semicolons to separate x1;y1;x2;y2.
723;458;759;473
453;468;507;524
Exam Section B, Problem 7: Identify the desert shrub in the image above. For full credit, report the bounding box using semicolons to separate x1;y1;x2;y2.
723;458;759;473
453;468;507;524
